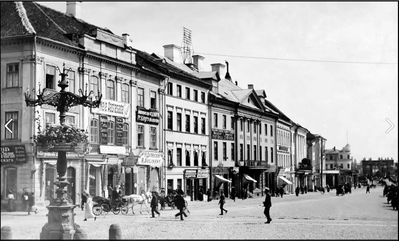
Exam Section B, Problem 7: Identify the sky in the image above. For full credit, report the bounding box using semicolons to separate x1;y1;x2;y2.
38;1;398;162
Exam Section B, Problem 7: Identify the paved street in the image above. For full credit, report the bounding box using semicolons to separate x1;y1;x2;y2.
1;186;397;239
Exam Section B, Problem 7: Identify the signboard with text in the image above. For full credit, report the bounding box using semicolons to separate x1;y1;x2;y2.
1;145;26;164
91;99;130;118
211;129;234;141
100;115;108;145
136;107;160;125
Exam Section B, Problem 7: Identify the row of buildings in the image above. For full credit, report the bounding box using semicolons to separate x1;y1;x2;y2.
1;2;359;210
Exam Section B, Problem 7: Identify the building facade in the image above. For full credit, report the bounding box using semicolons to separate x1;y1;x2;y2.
324;144;353;187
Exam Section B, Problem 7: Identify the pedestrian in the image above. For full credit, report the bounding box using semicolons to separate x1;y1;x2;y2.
22;189;29;212
219;192;228;215
7;188;15;212
295;186;300;196
231;188;236;202
28;192;37;215
300;186;304;194
304;185;308;194
366;184;370;194
206;189;211;202
326;185;330;192
263;187;272;224
279;187;284;198
81;191;88;211
150;191;160;218
174;191;187;221
83;193;96;221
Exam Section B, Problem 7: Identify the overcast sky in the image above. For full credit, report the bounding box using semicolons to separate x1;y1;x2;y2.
38;2;398;162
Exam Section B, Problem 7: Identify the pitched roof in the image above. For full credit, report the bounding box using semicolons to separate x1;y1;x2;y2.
1;2;111;47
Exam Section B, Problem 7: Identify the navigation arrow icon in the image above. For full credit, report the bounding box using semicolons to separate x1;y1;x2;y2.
5;118;13;134
385;118;394;134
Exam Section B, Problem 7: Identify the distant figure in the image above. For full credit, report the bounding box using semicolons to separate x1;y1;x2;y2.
231;188;236;202
219;192;228;215
295;186;300;196
279;187;284;198
326;185;330;192
263;187;272;224
300;186;304;195
304;185;308;194
174;192;187;221
22;189;29;212
150;191;160;218
366;184;370;194
206;189;211;202
7;188;15;212
28;192;37;215
84;194;96;221
81;191;88;211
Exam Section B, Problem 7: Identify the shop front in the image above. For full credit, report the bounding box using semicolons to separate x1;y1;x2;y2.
184;169;209;201
212;165;230;198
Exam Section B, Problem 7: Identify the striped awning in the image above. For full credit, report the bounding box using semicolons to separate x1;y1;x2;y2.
243;174;257;183
215;174;232;183
278;176;293;185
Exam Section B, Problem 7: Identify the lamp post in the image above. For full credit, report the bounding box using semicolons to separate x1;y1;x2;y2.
25;63;102;239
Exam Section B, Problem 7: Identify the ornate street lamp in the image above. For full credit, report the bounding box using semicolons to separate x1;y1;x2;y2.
25;63;102;239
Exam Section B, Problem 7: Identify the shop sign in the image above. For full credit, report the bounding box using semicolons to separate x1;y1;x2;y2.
37;151;83;158
196;169;209;178
211;129;234;141
185;169;197;178
100;115;108;145
136;107;160;125
278;145;289;152
137;151;164;167
1;145;26;164
91;99;130;118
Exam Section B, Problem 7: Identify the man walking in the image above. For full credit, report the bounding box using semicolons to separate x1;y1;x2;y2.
219;192;228;215
366;184;370;194
174;191;187;221
263;187;272;224
150;191;160;218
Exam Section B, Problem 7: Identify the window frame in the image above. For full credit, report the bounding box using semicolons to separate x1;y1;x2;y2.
121;83;130;103
106;79;116;100
137;87;145;108
150;126;157;149
167;111;173;130
4;111;18;140
137;125;145;147
150;90;157;109
6;63;20;88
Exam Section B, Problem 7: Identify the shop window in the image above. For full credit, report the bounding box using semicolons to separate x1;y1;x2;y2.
176;148;182;166
201;117;206;134
167;179;174;193
150;91;156;109
4;167;17;199
6;63;19;88
5;112;18;140
177;179;182;190
194;89;198;102
106;80;115;100
122;123;129;145
150;127;157;149
137;87;144;107
185;114;190;132
176;84;182;97
194;151;199;166
193;116;198;134
108;118;115;144
176;113;182;132
185;149;190;166
121;84;129;103
137;125;144;147
90;117;99;143
66;70;75;93
214;142;218;160
167;111;173;130
46;65;56;89
167;82;173;96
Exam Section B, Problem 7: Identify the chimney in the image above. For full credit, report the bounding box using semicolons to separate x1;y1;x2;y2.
192;55;204;71
66;2;81;18
248;84;254;89
163;44;182;63
225;61;232;81
122;33;133;48
211;63;226;79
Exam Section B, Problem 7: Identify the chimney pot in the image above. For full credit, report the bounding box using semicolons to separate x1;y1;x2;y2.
248;84;254;89
192;55;204;71
163;44;182;63
211;63;226;78
66;2;81;18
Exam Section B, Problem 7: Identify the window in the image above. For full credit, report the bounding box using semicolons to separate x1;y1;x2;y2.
4;167;17;201
201;151;206;167
265;124;268;135
66;70;75;93
185;114;190;132
214;142;218;160
340;155;343;159
201;117;206;134
259;146;262;160
347;164;350;169
194;116;198;134
45;112;56;126
108;118;115;144
167;82;173;95
137;88;144;107
150;91;156;109
330;164;333;169
176;148;182;166
214;113;218;128
240;119;243;131
177;113;182;132
231;143;235;161
254;145;257;160
106;80;115;100
247;121;250;132
231;117;234;130
270;125;273;137
201;92;205;103
121;84;129;103
122;123;129;145
247;144;250;160
347;155;350;159
240;144;243;161
150;127;157;148
6;63;19;88
176;84;182;97
223;142;227;160
46;65;56;89
185;87;190;100
271;147;274;163
65;115;75;126
194;90;198;102
90;76;100;98
259;124;262;135
137;125;144;147
185;150;190;166
5;112;18;140
167;111;173;130
223;115;226;129
90;117;99;143
194;151;198;166
265;147;268;162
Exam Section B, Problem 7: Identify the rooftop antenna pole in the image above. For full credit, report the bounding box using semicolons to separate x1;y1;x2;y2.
181;26;193;64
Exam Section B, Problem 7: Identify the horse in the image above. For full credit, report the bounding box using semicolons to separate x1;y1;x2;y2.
122;191;152;215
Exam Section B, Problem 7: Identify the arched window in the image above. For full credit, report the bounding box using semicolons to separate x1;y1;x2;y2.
90;76;100;98
90;117;99;143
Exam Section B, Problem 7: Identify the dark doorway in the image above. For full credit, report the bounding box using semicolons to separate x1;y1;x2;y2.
67;167;76;204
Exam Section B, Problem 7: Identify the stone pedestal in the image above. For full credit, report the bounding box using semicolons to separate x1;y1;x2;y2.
40;205;80;240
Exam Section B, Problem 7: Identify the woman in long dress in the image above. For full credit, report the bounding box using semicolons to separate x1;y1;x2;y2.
84;193;96;221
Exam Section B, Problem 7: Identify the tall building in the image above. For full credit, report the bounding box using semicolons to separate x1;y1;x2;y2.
324;144;353;187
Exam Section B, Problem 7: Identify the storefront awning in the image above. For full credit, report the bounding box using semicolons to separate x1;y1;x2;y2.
215;174;232;183
323;170;340;174
278;176;293;185
243;174;257;183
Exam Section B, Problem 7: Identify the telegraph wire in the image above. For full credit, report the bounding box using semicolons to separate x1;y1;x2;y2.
195;52;398;65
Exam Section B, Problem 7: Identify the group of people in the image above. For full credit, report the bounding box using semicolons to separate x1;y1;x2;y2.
383;184;398;210
149;189;189;220
4;188;36;214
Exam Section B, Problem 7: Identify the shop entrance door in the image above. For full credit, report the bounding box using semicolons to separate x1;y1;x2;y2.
67;167;76;204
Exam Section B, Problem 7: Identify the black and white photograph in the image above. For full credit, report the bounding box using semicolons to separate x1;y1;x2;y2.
0;1;397;240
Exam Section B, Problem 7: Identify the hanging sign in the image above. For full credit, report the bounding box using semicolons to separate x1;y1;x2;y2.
1;145;26;164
